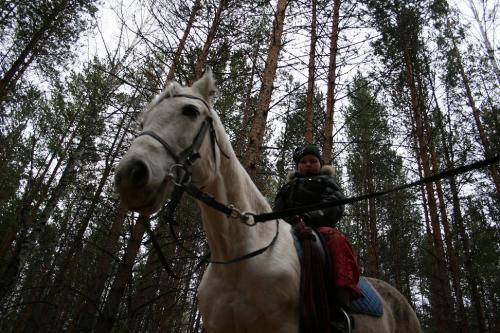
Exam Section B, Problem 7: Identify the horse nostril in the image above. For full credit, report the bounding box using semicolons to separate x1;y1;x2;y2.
129;160;149;187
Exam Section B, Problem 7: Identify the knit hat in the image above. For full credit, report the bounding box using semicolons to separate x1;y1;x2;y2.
293;144;323;166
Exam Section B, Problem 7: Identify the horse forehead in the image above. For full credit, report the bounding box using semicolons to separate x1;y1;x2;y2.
142;97;210;139
147;92;208;116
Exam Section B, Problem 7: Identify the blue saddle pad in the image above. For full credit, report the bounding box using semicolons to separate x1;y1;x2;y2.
351;277;384;317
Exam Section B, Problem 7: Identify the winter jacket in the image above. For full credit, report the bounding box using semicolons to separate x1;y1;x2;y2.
273;165;345;228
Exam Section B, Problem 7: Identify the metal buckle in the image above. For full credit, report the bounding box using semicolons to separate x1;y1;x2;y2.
228;205;256;226
169;164;191;186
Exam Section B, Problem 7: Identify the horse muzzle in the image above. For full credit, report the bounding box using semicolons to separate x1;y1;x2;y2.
115;155;173;215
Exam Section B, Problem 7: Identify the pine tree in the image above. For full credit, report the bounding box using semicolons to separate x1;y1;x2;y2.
365;0;456;329
344;75;420;295
244;0;289;179
0;0;98;103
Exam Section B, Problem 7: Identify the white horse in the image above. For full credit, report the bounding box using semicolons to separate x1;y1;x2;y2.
114;70;421;333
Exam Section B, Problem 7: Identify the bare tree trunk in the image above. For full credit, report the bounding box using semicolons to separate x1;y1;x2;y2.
428;74;470;332
73;207;127;332
322;0;341;164
445;148;484;333
165;0;203;85
192;0;229;82
323;0;340;164
404;47;455;331
364;162;379;277
192;309;202;333
448;22;500;199
244;0;289;178
415;153;451;332
438;87;488;331
127;247;162;332
0;228;27;303
304;0;318;144
127;219;170;332
430;147;465;327
467;0;500;85
464;198;488;333
94;215;147;333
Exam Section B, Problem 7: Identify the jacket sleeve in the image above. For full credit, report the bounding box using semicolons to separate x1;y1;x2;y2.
273;183;289;212
302;177;345;227
273;183;299;223
273;192;284;212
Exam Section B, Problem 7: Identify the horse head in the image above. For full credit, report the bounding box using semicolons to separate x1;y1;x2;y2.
115;69;223;216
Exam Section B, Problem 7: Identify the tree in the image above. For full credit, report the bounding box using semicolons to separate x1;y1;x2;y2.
344;75;420;292
244;0;289;179
322;0;341;165
344;75;388;277
94;215;148;333
0;0;98;104
466;0;500;85
304;0;318;144
163;0;203;84
365;0;456;330
445;17;500;200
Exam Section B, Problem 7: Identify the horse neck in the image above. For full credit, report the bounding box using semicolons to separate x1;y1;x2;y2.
197;148;275;263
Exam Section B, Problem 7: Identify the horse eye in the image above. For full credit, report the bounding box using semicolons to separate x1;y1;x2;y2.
182;105;199;118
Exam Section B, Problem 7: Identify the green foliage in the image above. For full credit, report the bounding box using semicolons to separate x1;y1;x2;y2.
0;0;98;74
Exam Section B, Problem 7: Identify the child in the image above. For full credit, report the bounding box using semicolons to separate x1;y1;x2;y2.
273;144;361;331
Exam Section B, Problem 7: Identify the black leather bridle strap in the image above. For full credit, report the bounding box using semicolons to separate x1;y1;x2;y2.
138;131;181;164
177;119;212;165
137;118;213;182
172;93;211;112
207;220;280;265
183;182;234;216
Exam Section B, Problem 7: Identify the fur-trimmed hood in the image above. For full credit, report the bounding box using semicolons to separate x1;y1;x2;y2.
286;165;336;182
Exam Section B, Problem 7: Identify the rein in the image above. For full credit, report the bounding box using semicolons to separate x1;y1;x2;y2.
175;154;500;225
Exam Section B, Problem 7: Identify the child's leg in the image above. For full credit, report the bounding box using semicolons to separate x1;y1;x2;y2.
318;226;361;301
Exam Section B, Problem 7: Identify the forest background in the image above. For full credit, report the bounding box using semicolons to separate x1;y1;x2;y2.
0;0;499;332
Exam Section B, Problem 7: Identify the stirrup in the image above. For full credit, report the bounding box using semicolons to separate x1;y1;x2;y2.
340;307;352;333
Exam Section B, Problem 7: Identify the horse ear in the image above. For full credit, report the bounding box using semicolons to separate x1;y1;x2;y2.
192;68;217;101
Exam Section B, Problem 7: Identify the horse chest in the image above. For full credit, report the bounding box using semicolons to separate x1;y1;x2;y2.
198;264;299;333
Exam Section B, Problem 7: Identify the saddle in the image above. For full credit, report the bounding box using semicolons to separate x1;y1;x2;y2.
292;221;383;333
292;220;333;333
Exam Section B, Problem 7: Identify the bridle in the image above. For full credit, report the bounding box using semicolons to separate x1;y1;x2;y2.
138;94;218;181
135;93;279;267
